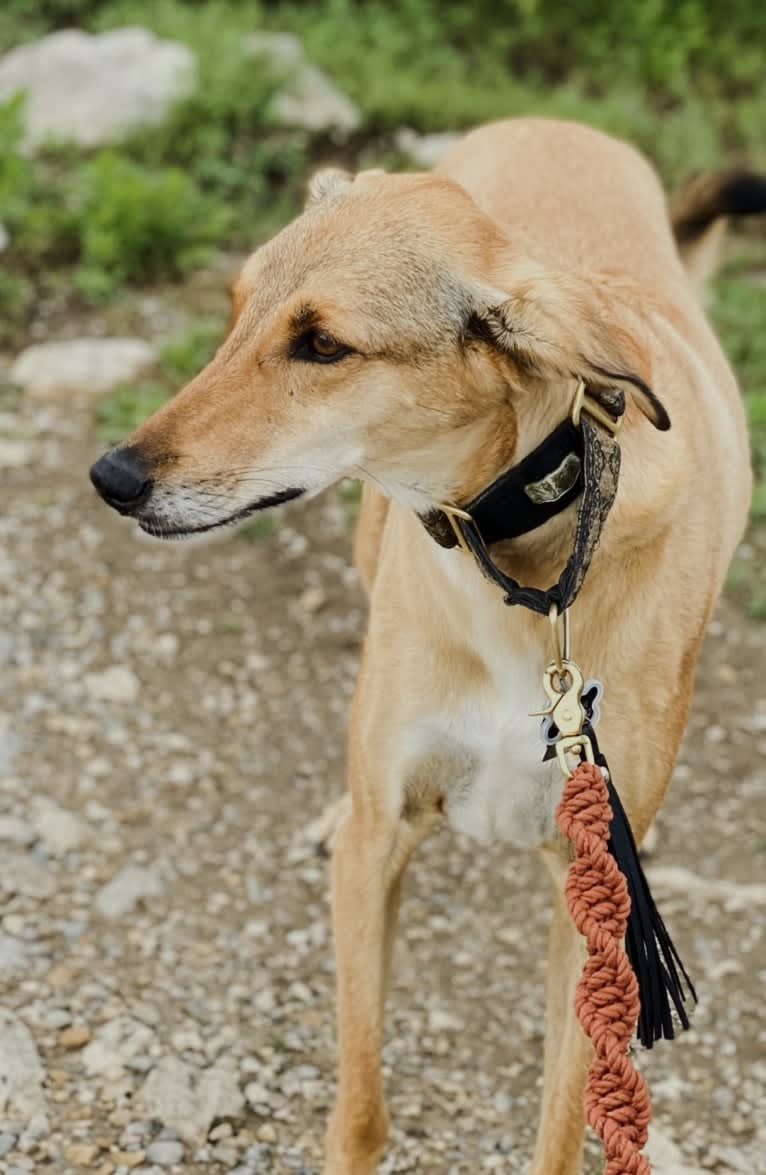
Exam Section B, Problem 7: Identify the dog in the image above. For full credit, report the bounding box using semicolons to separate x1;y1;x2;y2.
90;118;764;1174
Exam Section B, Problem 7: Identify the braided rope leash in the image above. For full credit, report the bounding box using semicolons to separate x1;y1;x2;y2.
556;761;651;1175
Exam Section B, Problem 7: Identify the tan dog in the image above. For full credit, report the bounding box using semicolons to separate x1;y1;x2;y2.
90;118;761;1173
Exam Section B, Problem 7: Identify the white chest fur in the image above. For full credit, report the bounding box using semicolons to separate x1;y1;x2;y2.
399;624;562;848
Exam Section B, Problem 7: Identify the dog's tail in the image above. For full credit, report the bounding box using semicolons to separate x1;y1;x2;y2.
672;169;766;289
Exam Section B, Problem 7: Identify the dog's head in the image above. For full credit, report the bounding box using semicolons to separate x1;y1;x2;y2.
90;167;668;538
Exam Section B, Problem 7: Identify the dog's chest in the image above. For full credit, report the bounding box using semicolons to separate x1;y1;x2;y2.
402;656;562;847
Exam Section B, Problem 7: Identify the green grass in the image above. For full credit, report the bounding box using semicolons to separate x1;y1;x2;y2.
94;381;171;444
94;315;226;443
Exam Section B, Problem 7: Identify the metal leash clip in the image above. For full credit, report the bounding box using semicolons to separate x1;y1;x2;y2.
536;660;595;778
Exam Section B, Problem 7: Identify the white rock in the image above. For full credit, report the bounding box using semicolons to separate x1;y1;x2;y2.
0;28;195;151
0;223;8;251
0;935;27;979
0;440;32;469
11;338;156;400
646;1125;707;1173
30;800;88;855
81;1016;155;1079
139;1055;244;1144
0;720;20;772
244;32;360;132
197;1056;244;1129
95;864;164;919
0;1009;46;1125
394;128;461;168
0;817;35;846
648;865;766;911
146;1139;185;1166
85;665;141;705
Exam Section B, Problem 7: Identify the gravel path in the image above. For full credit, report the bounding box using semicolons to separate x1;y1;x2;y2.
0;385;764;1175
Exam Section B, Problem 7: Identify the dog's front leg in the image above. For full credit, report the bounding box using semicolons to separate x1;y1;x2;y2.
324;804;422;1175
528;850;591;1175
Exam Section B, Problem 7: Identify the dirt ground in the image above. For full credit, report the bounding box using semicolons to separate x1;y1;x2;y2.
0;372;764;1175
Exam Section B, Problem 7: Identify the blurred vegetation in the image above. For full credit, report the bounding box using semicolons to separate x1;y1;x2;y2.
1;0;766;545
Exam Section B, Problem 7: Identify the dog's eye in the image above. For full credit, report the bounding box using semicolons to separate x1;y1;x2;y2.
299;330;351;363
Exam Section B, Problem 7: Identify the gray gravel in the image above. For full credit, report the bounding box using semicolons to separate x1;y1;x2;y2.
0;374;764;1174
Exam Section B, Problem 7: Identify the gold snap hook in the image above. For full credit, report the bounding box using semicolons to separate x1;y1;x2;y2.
548;603;571;680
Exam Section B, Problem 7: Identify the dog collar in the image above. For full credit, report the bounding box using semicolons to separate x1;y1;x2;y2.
420;381;625;616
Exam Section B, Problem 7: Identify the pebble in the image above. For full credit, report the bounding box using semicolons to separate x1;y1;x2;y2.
110;1150;145;1168
94;865;163;919
0;1009;46;1123
64;1142;100;1165
0;934;27;979
85;665;141;705
59;1024;91;1050
145;1139;184;1166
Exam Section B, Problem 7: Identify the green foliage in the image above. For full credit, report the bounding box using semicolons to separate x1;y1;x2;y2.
74;153;231;300
238;513;281;543
712;269;766;486
158;318;226;382
95;382;171;444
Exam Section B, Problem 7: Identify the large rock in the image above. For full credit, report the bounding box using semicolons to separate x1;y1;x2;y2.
139;1054;244;1144
0;1009;46;1125
244;32;360;133
11;338;156;400
0;28;195;151
94;864;164;920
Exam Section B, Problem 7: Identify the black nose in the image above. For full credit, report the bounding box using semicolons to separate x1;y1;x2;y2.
90;446;152;513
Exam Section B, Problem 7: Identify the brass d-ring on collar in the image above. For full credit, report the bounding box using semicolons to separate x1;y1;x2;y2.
548;602;571;677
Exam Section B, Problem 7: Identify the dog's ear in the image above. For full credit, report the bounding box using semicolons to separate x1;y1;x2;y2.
305;167;353;208
471;261;670;430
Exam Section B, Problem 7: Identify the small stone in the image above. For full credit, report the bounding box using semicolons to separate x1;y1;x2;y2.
85;665;141;705
31;801;89;854
109;1151;145;1168
0;1133;17;1157
299;586;326;613
59;1024;91;1050
0;1009;46;1124
64;1142;99;1165
244;1081;271;1109
207;1122;232;1142
256;1123;277;1143
81;1017;155;1079
0;934;27;979
0;817;35;846
145;1139;184;1166
94;865;163;919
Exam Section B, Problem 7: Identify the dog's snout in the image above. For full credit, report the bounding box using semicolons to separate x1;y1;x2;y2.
90;446;152;513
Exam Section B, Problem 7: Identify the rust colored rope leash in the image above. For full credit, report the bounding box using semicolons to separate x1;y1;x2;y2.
556;760;651;1175
537;608;694;1174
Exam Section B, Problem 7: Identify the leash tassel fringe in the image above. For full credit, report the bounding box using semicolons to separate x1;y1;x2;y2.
605;773;696;1049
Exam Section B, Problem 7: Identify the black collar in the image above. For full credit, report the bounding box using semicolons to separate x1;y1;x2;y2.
419;384;625;616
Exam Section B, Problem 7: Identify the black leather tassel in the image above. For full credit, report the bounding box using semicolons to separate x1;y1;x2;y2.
599;750;697;1048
